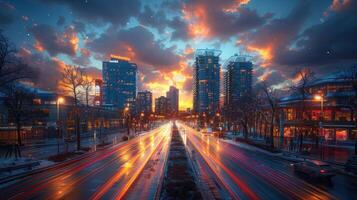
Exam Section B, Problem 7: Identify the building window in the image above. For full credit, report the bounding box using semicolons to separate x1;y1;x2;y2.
335;110;351;121
336;129;348;141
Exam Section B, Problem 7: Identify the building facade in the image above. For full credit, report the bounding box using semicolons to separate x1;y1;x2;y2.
223;55;253;108
136;91;152;115
102;56;137;111
0;85;122;142
278;73;356;142
254;72;357;148
193;49;221;117
166;86;179;115
155;96;169;116
93;79;103;106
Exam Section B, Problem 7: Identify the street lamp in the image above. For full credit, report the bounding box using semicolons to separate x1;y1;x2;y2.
314;94;324;159
124;106;131;137
216;113;221;131
314;94;324;122
57;97;64;120
57;97;64;154
140;112;144;132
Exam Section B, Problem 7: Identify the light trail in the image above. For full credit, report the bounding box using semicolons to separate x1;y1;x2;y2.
2;123;172;200
177;122;337;200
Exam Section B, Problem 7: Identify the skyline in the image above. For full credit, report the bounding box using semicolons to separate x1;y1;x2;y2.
1;0;357;109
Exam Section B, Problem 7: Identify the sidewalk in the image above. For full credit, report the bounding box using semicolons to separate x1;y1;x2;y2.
227;134;353;164
21;128;126;148
0;157;54;181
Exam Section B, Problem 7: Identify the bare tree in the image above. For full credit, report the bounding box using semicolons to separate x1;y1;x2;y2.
0;31;35;88
82;75;93;107
344;66;357;154
236;94;256;140
290;68;315;152
260;82;280;149
61;65;84;151
3;84;34;148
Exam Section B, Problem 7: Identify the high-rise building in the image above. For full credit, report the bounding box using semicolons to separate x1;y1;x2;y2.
166;86;179;114
136;90;152;114
193;49;221;116
102;55;137;111
223;54;253;107
155;96;169;116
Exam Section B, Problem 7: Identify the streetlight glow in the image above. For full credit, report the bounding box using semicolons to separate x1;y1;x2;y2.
314;95;322;101
57;97;65;104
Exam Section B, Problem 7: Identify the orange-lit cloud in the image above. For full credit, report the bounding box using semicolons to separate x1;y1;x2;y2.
33;40;45;52
180;0;263;40
64;27;79;53
143;60;193;110
183;4;211;38
329;0;350;11
257;70;273;82
223;0;250;13
80;48;91;57
246;45;273;67
29;24;79;56
184;44;194;55
247;45;273;61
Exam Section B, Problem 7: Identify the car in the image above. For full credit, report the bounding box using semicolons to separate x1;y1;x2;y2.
345;155;357;174
213;131;224;138
293;160;336;180
201;127;212;135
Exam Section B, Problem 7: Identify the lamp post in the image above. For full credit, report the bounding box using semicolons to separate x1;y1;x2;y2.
140;112;144;133
314;94;324;159
216;113;221;131
124;106;130;137
57;97;64;154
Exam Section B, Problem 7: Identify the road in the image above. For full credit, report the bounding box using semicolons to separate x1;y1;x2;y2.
0;123;171;200
177;122;357;200
124;124;171;200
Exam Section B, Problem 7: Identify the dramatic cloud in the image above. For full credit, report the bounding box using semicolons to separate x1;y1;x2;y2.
72;48;91;66
5;0;357;109
181;0;270;39
169;17;191;41
137;5;169;33
29;24;79;56
0;2;15;26
17;47;64;91
88;26;181;70
136;0;268;41
18;47;101;91
275;0;357;68
41;0;141;26
240;0;310;70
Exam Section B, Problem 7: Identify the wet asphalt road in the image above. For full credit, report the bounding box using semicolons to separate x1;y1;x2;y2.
178;122;357;200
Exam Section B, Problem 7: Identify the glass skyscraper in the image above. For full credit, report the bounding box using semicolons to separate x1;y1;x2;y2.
102;56;137;111
166;86;179;114
193;49;221;116
223;55;253;107
136;90;152;114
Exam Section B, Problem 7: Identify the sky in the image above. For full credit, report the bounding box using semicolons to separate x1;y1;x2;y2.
1;0;357;110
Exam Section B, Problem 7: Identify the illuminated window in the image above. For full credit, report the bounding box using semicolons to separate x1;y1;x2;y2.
336;129;347;141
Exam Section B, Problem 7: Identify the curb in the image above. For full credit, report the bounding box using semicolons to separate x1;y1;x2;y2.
0;138;126;186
